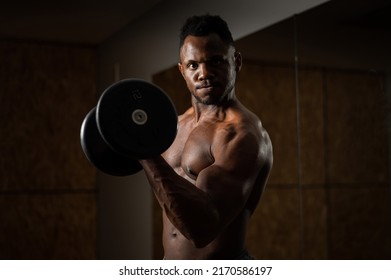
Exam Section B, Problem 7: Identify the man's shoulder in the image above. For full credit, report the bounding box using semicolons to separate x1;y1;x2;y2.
225;106;272;151
227;105;264;132
178;107;194;122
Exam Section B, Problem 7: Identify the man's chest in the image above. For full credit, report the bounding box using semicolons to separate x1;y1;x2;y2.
164;124;215;180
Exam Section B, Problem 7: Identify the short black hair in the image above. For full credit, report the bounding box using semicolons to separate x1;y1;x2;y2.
179;14;234;49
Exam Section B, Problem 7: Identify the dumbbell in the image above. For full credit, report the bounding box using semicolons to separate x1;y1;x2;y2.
80;79;178;176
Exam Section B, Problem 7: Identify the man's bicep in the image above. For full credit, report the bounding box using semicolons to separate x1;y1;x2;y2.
213;129;265;178
195;142;262;225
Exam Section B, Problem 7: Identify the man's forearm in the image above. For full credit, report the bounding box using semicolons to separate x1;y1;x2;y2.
139;156;219;247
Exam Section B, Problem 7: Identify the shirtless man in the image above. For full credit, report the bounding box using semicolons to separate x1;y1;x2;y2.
139;15;273;260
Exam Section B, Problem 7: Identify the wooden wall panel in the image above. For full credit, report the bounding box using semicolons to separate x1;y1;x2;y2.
326;71;388;185
298;69;326;186
151;66;190;115
0;41;97;191
329;186;391;259
0;41;97;259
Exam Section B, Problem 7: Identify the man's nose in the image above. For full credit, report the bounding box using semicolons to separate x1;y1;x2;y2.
198;63;214;80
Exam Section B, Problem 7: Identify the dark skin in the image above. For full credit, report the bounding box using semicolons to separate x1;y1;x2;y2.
140;33;273;259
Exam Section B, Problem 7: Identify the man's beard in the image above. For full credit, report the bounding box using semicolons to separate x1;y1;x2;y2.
192;84;233;105
192;92;220;105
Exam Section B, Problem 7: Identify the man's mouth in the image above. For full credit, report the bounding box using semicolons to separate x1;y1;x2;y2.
196;83;218;90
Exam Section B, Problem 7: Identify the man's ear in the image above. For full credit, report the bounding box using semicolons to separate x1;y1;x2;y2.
234;51;242;72
178;62;185;79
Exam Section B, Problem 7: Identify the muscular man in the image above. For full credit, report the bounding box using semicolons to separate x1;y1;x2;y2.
140;15;273;259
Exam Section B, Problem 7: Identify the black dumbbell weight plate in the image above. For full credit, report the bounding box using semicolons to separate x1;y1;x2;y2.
96;79;178;159
80;107;143;176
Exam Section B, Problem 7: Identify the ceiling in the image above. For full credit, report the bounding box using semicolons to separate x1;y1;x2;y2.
0;0;162;45
1;0;390;48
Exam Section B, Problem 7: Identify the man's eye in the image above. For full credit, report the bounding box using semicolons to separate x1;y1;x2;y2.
211;58;223;65
188;63;198;70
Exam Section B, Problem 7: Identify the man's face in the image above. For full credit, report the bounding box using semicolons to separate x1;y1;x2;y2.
178;33;241;105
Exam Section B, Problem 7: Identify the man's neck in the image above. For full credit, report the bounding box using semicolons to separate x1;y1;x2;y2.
191;94;237;123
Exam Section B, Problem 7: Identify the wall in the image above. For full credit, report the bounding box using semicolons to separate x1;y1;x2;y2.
97;0;330;259
0;41;98;259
